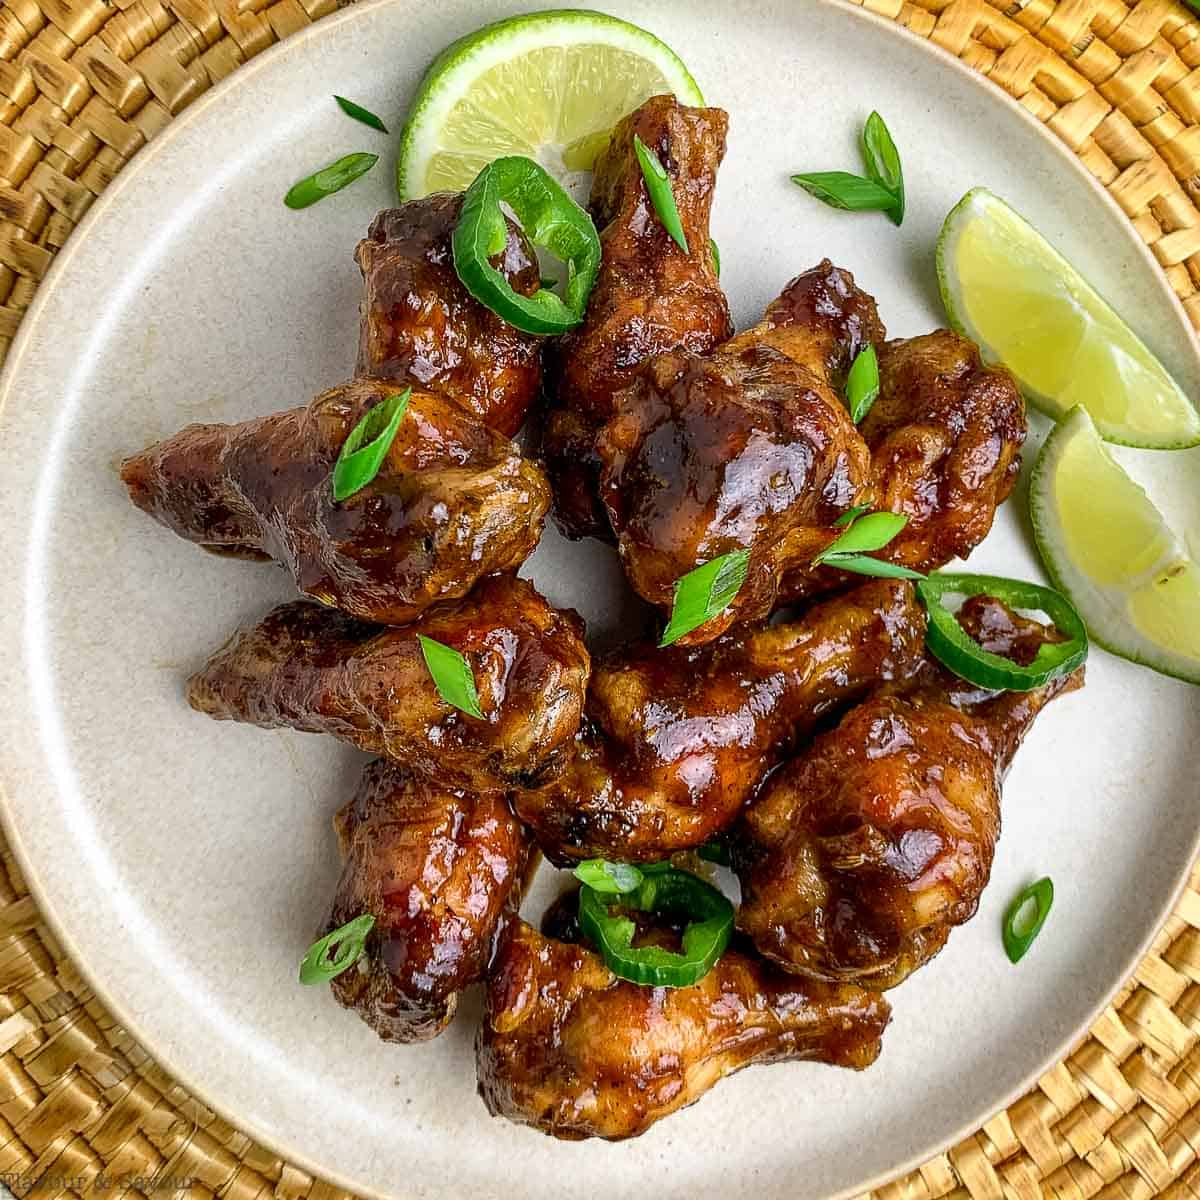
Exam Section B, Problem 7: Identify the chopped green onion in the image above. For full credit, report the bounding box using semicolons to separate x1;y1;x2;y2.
633;134;689;253
660;549;750;647
790;171;897;215
860;111;904;226
299;913;375;984
333;95;388;134
817;511;908;558
578;866;733;988
452;155;601;335
834;503;872;528
1003;877;1053;963
814;510;924;580
917;573;1088;691
846;345;880;423
284;151;379;209
819;556;925;580
710;238;721;276
331;387;411;502
574;859;644;894
418;635;484;718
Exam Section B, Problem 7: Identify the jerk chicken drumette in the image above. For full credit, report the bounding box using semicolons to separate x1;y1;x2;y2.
319;758;532;1043
513;578;925;863
355;195;544;436
477;911;889;1141
734;596;1084;989
187;573;590;792
121;377;551;626
542;94;733;539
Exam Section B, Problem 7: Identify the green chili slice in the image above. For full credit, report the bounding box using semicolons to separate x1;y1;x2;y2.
1003;877;1053;963
577;866;733;988
284;152;379;209
633;134;689;253
452;155;601;335
299;914;375;984
917;573;1088;692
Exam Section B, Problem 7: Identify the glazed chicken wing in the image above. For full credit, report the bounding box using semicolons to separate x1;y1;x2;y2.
783;330;1026;598
121;378;551;625
187;574;590;791
735;596;1083;989
355;195;543;436
542;95;733;539
513;578;925;864
477;917;889;1140
321;759;530;1042
596;262;881;642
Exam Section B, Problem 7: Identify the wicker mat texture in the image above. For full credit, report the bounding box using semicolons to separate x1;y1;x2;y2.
2;0;1200;1197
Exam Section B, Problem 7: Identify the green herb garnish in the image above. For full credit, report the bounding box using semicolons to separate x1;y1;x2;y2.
284;151;379;209
710;239;721;276
634;134;689;253
299;914;375;985
418;635;484;718
334;95;388;134
331;387;411;502
861;111;904;225
1003;877;1053;962
791;113;904;225
813;510;924;580
574;859;644;894
660;550;750;647
846;345;880;423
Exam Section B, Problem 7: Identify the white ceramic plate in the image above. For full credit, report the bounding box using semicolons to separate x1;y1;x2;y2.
2;1;1199;1196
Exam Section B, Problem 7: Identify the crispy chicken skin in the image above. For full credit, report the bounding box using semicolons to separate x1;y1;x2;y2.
543;95;733;539
186;575;590;791
355;196;543;436
735;596;1084;989
596;262;880;642
121;378;551;626
322;759;530;1042
477;918;890;1140
513;579;926;864
783;330;1026;598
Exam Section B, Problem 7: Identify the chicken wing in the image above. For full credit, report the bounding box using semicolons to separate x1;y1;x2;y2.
734;595;1083;989
542;95;733;539
121;378;551;625
355;195;543;436
782;330;1026;598
477;917;889;1140
513;578;925;864
321;759;531;1042
187;574;590;791
595;262;880;642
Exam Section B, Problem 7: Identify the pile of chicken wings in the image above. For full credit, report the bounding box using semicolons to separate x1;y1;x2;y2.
121;94;1082;1141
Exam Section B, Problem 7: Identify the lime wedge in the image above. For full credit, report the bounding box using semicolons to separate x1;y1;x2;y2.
938;188;1200;450
396;10;703;202
1030;406;1200;685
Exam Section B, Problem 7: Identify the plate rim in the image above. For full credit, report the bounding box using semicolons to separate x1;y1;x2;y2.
1;0;1197;1196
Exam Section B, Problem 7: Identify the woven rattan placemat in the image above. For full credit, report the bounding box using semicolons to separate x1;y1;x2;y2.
3;0;1200;1197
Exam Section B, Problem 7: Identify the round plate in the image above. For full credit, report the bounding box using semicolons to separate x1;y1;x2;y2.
2;1;1199;1197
